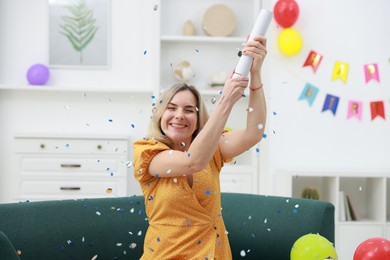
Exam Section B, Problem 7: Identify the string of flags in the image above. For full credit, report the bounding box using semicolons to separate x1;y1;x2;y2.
299;50;387;121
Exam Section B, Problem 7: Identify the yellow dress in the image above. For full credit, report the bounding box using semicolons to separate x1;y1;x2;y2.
133;139;233;260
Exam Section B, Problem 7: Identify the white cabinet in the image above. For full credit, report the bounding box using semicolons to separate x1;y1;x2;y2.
156;0;263;194
274;170;390;259
13;135;138;201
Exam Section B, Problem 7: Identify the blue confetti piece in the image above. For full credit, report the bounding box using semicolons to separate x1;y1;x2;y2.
198;240;202;244
256;148;260;153
144;50;147;55
205;189;211;196
151;95;155;99
187;153;191;157
157;237;160;242
108;119;113;122
138;209;143;215
273;111;277;115
292;209;299;213
262;133;267;138
131;124;135;128
195;48;200;53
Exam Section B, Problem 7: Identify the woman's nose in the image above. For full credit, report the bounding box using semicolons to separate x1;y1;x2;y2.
175;110;184;119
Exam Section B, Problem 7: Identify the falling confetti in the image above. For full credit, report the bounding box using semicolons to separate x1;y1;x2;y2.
138;231;142;236
96;211;101;216
108;119;113;122
91;255;98;260
167;169;172;174
131;124;135;128
153;4;158;11
211;97;217;104
262;133;267;138
106;188;113;194
173;178;178;183
205;189;211;196
143;50;147;55
258;124;264;129
240;250;246;257
255;148;260;153
126;161;133;168
129;243;137;249
195;48;200;53
181;142;185;147
246;107;254;112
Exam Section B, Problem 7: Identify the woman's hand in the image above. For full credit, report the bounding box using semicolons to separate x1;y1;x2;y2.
242;35;267;75
221;70;249;104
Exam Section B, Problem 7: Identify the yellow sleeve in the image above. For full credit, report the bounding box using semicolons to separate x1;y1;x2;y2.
132;139;170;183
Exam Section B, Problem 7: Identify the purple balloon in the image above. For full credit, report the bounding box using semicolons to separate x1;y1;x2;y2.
27;64;50;85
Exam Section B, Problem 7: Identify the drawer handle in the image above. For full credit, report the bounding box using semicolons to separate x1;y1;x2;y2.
60;187;81;191
60;164;81;168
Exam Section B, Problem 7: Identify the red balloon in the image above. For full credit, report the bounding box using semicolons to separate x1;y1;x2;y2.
353;237;390;260
273;0;300;28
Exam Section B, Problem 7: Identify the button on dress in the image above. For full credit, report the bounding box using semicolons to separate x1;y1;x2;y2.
133;139;233;260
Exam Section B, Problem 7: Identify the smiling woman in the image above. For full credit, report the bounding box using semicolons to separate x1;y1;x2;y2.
132;35;267;259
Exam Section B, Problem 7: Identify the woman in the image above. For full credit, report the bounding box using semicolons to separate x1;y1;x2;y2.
133;35;267;259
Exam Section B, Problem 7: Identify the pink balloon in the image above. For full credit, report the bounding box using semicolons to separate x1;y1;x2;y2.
353;237;390;260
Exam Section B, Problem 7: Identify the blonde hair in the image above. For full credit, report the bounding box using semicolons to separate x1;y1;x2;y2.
147;82;209;148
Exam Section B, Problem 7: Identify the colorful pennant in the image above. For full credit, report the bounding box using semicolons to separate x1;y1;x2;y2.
332;61;349;83
298;83;319;106
347;100;363;121
303;50;323;73
370;101;385;120
364;63;380;83
322;94;339;115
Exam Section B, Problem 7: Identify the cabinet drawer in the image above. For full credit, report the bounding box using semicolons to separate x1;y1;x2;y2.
21;158;120;172
20;180;126;199
15;137;128;154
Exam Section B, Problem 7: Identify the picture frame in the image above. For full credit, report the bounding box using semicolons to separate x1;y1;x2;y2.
48;0;111;69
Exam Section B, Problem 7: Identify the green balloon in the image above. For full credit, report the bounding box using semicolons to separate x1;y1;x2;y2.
290;234;338;260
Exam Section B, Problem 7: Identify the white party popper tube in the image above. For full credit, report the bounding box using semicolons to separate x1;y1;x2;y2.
233;9;273;78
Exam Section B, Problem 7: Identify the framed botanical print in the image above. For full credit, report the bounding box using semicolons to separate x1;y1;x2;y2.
49;0;110;68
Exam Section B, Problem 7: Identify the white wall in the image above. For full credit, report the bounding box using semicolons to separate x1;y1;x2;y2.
262;0;390;192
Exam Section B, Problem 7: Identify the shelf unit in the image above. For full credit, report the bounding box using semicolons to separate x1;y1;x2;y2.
275;170;390;260
155;0;263;194
156;0;261;91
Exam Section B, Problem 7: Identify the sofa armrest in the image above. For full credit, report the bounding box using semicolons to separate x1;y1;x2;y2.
0;231;20;260
221;193;335;259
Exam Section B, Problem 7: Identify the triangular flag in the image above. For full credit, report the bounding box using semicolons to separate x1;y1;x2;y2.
298;83;319;106
370;101;385;120
364;63;380;83
322;94;339;115
332;61;349;83
346;100;363;121
303;50;323;73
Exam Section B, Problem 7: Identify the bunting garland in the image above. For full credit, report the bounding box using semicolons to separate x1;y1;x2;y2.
299;50;388;122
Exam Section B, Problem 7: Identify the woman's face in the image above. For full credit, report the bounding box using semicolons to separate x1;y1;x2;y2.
160;90;198;150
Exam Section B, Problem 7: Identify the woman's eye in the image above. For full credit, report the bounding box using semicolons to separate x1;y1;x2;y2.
185;109;194;113
167;107;175;111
